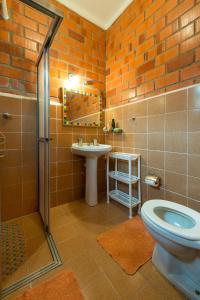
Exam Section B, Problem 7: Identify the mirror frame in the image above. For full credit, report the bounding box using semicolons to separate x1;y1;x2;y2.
61;87;104;127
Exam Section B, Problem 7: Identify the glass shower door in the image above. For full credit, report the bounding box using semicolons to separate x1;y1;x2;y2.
37;48;50;232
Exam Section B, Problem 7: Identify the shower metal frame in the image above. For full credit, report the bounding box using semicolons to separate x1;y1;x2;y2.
22;0;63;233
1;0;63;297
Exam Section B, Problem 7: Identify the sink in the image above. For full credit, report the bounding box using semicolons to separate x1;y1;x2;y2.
72;143;112;158
71;143;112;206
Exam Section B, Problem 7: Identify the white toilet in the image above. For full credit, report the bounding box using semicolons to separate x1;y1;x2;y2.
141;199;200;300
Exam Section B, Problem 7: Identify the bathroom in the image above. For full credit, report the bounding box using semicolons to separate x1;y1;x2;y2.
0;0;200;299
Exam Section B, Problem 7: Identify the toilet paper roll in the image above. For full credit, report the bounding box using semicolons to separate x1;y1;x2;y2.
145;175;160;187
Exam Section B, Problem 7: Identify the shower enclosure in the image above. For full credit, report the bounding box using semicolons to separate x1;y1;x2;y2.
38;47;51;232
0;0;63;297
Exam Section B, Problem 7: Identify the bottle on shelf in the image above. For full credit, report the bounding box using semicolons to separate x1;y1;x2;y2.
111;118;115;131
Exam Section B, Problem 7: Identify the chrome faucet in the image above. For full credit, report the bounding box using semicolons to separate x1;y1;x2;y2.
87;138;98;146
93;138;98;146
78;137;83;146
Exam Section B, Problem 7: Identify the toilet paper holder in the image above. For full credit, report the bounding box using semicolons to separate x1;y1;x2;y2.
145;175;160;188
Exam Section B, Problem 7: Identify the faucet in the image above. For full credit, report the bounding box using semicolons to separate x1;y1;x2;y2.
93;138;98;146
78;137;83;146
87;138;98;146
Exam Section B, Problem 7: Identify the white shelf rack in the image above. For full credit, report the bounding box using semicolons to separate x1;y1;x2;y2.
108;171;138;184
108;152;139;161
107;152;141;219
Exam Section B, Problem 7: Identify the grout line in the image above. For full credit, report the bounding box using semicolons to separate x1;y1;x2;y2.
163;94;166;200
20;95;23;215
186;197;200;204
55;106;58;203
146;99;149;200
142;164;200;180
140;177;200;204
105;83;200;112
0;92;36;100
186;88;189;207
98;266;122;299
99;131;200;135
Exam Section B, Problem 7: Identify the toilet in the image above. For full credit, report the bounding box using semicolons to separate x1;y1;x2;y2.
141;199;200;300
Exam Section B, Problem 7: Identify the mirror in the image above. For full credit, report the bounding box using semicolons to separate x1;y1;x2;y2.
62;88;104;127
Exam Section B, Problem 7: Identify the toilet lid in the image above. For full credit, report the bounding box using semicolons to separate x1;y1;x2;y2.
142;200;200;241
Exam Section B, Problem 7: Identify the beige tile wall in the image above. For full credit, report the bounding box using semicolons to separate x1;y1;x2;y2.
0;94;37;221
50;101;106;207
0;93;106;220
105;85;200;213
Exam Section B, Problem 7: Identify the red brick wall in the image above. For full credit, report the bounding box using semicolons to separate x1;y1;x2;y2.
0;0;106;215
1;0;200;214
49;1;105;99
0;0;51;94
106;0;200;108
0;0;105;97
2;0;199;103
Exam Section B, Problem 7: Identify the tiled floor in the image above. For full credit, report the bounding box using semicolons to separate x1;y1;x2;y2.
6;198;186;299
2;213;53;290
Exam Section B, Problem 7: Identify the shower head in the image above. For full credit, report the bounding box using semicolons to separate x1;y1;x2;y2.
1;0;9;20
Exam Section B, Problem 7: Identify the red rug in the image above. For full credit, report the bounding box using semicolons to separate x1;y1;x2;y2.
97;216;155;275
15;270;84;300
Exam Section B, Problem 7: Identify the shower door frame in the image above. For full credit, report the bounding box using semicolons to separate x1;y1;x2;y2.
1;1;63;298
37;47;50;232
21;0;63;232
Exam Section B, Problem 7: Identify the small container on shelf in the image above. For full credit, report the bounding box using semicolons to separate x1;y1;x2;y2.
113;128;123;133
106;152;141;219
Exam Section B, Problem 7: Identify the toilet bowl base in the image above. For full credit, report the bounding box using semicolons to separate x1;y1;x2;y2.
152;244;200;300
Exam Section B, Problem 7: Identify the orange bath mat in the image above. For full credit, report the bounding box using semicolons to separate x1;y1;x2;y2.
97;216;155;275
14;270;84;300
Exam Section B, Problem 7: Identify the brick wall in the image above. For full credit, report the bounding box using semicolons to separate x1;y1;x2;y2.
1;0;200;216
105;0;200;213
1;0;200;105
46;1;106;206
0;0;106;218
0;0;105;97
2;0;200;107
0;0;51;94
106;0;200;108
49;1;105;99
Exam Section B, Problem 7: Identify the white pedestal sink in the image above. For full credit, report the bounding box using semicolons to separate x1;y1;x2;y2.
71;143;112;206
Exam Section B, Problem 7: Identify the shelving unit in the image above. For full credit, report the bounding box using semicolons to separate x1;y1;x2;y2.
107;152;141;219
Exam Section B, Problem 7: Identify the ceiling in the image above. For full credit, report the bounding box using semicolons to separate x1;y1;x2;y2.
57;0;133;29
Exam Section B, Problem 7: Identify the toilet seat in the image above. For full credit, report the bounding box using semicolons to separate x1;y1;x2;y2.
142;200;200;241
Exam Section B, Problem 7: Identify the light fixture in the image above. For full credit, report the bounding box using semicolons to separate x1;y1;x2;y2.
64;74;80;90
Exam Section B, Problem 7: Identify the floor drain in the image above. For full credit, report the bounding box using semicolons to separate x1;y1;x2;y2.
195;290;200;296
1;223;25;278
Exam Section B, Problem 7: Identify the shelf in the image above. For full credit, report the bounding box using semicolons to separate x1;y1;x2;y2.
107;151;141;218
109;171;139;184
109;152;140;161
109;190;140;208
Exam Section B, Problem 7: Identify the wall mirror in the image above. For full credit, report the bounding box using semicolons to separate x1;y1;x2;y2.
62;87;104;127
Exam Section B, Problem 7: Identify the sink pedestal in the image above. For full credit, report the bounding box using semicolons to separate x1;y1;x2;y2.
71;143;112;206
85;157;98;206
